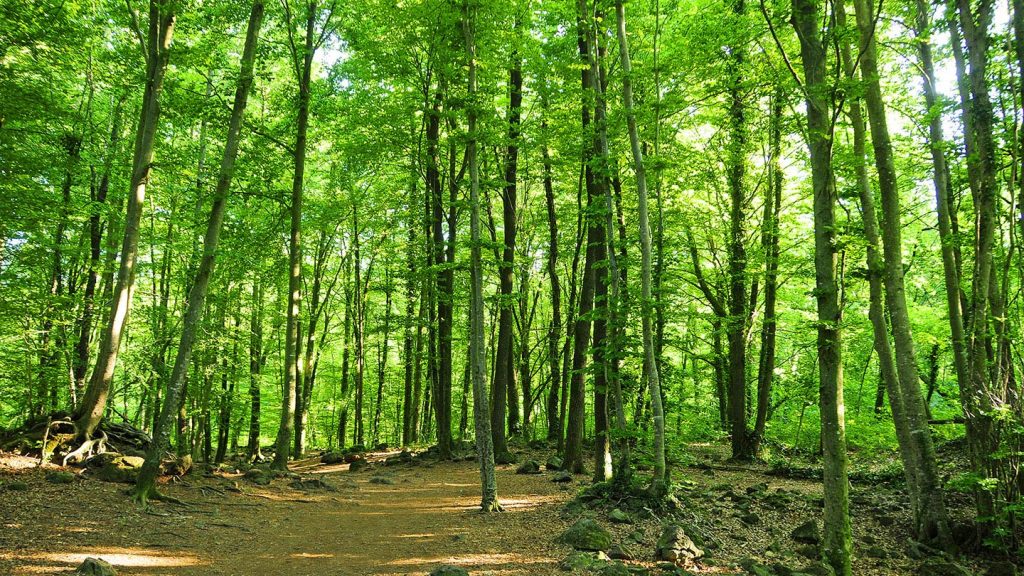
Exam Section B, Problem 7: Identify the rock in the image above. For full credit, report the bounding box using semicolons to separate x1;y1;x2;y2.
74;557;117;576
740;513;762;526
348;458;368;472
385;451;413;466
369;476;395;485
608;543;635;561
918;558;971;576
795;545;819;560
244;468;272;486
551;471;573;483
599;561;632;576
609;508;632;524
865;546;888;559
791;520;821;545
159;454;192;476
560;551;611;571
987;561;1019;576
739;557;772;576
5;481;29;491
428;565;469;576
46;471;75;484
746;482;769;495
558;519;613;551
656;525;703;562
516;460;541;475
89;454;144;483
320;451;345;464
289;477;336;491
546;456;564;471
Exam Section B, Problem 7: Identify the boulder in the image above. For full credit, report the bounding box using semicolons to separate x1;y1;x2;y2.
160;454;192;476
791;520;821;545
551;471;573;483
797;561;836;576
88;454;144;483
348;458;368;472
74;558;117;576
560;551;610;571
244;468;272;486
656;525;704;562
46;471;75;484
515;460;541;475
558;519;613;551
599;561;632;576
607;543;635;561
608;508;632;524
5;481;29;491
320;451;345;465
546;455;564;471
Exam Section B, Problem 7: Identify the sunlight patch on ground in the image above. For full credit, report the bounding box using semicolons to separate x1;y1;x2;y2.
384;552;554;568
290;552;334;558
0;547;205;568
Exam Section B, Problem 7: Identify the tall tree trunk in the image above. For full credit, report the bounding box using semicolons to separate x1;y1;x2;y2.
247;278;265;460
373;279;392;445
403;182;418;446
913;0;969;414
956;0;1001;529
73;99;123;406
353;206;366;447
274;0;317;470
753;86;782;451
851;0;952;545
133;1;262;502
491;23;523;460
74;0;176;439
791;0;852;571
725;0;752;461
541;103;563;444
615;0;664;490
463;0;500;511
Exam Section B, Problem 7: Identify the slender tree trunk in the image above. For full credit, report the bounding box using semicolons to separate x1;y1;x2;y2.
134;1;262;501
542;105;563;444
851;0;952;544
403;184;418;446
248;278;265;460
753;86;782;450
372;280;392;445
353;206;366;447
74;0;176;439
274;1;317;470
463;0;500;511
791;0;852;571
615;0;664;490
73;100;123;406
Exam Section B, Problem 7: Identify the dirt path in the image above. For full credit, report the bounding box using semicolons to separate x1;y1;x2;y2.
0;453;576;575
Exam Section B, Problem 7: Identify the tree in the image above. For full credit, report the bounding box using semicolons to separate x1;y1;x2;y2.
135;0;264;504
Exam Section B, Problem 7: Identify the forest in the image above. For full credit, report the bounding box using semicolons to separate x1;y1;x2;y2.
1;0;1024;574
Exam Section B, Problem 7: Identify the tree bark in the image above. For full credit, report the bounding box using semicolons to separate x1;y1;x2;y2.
615;0;665;491
134;1;263;501
74;0;176;439
463;0;500;511
790;0;852;571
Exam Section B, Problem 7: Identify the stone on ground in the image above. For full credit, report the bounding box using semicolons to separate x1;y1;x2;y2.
560;551;611;571
546;455;564;471
790;520;820;545
45;470;75;484
558;518;612;551
74;557;117;576
515;460;541;474
608;508;632;524
656;524;704;562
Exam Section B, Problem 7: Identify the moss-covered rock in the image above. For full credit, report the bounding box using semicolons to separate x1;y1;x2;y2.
558;518;613;551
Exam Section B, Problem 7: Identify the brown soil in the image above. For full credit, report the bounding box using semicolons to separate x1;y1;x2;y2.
0;451;578;575
0;445;990;576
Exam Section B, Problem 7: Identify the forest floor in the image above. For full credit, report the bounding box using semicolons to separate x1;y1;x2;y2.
0;442;997;575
